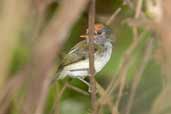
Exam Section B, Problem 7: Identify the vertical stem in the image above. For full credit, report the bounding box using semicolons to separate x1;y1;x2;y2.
125;39;153;114
151;1;171;114
133;0;143;41
88;0;96;114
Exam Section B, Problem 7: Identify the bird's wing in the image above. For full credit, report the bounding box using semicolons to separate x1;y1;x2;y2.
60;40;103;68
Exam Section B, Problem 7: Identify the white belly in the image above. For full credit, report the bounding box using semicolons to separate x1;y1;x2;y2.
59;42;112;79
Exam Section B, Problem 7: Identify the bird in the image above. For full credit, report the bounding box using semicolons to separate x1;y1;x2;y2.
53;23;113;86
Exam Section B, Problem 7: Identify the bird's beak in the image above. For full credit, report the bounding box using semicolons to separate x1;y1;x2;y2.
80;35;97;39
80;35;88;38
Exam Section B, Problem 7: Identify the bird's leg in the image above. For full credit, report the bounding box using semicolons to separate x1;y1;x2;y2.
77;77;92;92
77;77;90;86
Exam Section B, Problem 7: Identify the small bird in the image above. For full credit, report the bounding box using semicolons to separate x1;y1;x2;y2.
54;24;113;86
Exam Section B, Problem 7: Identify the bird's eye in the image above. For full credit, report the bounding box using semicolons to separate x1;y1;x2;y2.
97;31;102;35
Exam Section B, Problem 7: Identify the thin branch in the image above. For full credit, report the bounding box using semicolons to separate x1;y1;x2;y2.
125;38;154;114
0;0;31;88
88;0;97;114
114;57;134;108
66;83;89;96
132;0;143;41
106;31;148;95
19;1;89;114
95;31;148;113
151;0;171;114
0;1;88;113
50;83;67;114
106;7;122;26
0;69;26;113
134;0;143;19
34;76;52;114
49;82;89;114
95;82;119;114
33;0;53;13
113;31;148;109
96;82;113;109
115;4;145;109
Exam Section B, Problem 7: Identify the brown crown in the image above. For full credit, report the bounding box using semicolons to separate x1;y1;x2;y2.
80;23;104;38
95;23;104;32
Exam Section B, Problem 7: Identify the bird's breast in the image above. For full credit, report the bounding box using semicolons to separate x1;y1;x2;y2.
59;41;112;78
94;42;112;73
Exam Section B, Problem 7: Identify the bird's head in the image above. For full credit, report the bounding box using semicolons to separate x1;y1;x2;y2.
80;24;112;44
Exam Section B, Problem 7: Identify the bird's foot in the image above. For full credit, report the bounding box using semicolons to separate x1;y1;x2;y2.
77;77;90;86
77;77;98;93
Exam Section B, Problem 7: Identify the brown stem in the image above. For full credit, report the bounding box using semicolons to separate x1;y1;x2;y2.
106;31;147;96
20;0;89;114
88;0;97;114
132;0;143;41
106;7;122;26
151;0;171;114
125;38;153;114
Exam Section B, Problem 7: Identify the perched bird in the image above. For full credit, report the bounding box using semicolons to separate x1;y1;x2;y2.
54;24;113;85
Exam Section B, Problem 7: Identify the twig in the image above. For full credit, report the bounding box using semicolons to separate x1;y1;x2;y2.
33;0;53;14
125;38;154;114
114;31;148;109
88;0;97;114
114;56;135;108
106;7;122;26
132;0;143;41
0;0;52;112
30;0;53;43
0;1;88;114
19;0;89;114
134;0;143;19
96;82;119;114
107;31;148;95
0;0;31;88
150;0;171;114
115;2;144;110
49;82;89;114
95;31;148;113
50;83;67;114
66;83;89;96
96;82;113;108
0;70;26;113
34;77;52;114
0;0;52;102
100;31;147;112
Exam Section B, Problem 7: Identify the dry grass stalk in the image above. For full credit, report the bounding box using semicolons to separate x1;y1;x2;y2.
125;38;154;114
97;83;120;114
21;0;88;114
0;0;88;114
50;83;67;114
106;7;122;26
150;0;171;114
132;0;143;41
0;0;31;88
114;0;144;108
66;83;89;96
88;0;97;114
107;31;148;95
50;82;89;114
95;30;148;113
